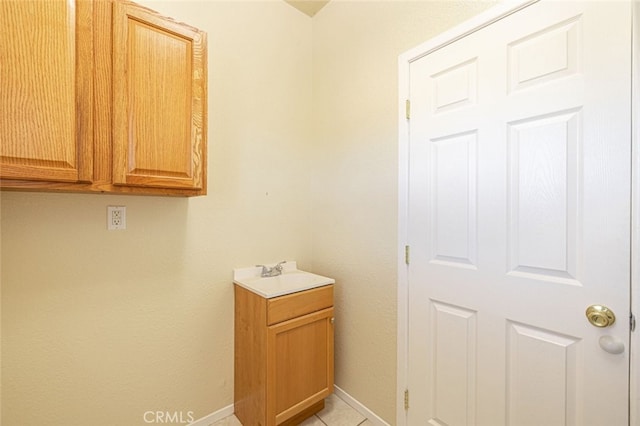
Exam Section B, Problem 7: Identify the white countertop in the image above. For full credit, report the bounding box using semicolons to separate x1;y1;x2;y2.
233;261;335;298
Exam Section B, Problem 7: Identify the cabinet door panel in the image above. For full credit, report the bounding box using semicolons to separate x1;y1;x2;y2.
113;1;206;190
268;308;334;425
0;0;93;183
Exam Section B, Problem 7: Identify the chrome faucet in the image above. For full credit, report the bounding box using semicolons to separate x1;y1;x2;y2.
256;261;287;277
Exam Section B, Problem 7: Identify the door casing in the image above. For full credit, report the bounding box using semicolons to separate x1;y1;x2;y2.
396;1;640;424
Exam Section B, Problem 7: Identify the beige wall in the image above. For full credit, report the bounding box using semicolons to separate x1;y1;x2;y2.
0;1;494;425
311;1;494;422
0;1;312;424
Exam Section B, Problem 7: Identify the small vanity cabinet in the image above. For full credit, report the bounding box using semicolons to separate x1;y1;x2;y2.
234;282;334;426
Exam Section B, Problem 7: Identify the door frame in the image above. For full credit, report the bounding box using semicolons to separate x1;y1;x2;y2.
396;1;639;424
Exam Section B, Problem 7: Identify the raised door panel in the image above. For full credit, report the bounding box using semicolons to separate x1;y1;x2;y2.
112;1;206;191
267;308;334;426
0;0;93;183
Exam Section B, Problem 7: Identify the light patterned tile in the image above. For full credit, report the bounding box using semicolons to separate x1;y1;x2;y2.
316;394;366;426
298;414;326;426
213;394;369;426
212;414;243;426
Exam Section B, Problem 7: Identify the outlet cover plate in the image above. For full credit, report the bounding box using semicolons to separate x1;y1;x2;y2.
107;206;126;230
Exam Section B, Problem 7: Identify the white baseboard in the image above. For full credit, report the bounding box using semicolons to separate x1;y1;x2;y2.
188;403;234;426
333;385;391;426
187;387;390;426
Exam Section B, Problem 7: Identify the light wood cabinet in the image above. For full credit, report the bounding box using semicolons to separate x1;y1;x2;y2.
0;0;207;196
235;284;334;426
112;1;206;190
0;0;94;184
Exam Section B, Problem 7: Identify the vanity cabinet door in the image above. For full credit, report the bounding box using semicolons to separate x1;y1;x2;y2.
0;0;94;183
112;1;207;191
267;307;334;425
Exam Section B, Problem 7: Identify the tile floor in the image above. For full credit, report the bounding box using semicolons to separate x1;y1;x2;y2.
213;394;371;426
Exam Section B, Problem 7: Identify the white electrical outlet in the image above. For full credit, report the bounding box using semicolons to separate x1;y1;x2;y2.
107;206;126;230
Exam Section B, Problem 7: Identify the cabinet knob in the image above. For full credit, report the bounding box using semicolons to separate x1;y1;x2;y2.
330;317;335;324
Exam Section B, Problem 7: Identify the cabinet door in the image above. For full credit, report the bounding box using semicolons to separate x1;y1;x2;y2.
112;1;207;190
267;308;334;425
0;0;93;183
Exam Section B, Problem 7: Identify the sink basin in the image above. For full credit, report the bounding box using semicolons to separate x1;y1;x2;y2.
233;261;335;298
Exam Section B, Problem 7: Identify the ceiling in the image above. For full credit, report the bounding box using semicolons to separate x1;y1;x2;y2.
284;0;330;17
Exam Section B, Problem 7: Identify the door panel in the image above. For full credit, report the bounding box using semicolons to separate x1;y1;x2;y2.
0;0;93;183
112;1;206;190
507;108;580;283
429;131;478;268
429;301;477;425
407;1;631;425
506;322;579;426
268;308;334;425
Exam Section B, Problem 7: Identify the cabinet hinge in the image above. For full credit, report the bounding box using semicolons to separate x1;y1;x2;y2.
404;389;409;410
631;313;636;332
405;245;410;265
405;100;411;120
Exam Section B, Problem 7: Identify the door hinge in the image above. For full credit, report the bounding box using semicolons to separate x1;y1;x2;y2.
405;99;411;120
405;245;410;265
631;312;636;332
404;389;409;410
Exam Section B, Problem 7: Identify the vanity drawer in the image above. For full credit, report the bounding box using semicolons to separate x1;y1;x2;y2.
267;285;333;325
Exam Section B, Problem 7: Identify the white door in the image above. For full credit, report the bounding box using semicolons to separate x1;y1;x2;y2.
406;1;632;425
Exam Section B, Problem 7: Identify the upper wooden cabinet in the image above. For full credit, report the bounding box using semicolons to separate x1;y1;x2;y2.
0;0;94;184
0;0;207;196
113;1;206;190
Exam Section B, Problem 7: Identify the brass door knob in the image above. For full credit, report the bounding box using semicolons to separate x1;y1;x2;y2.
586;305;616;328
